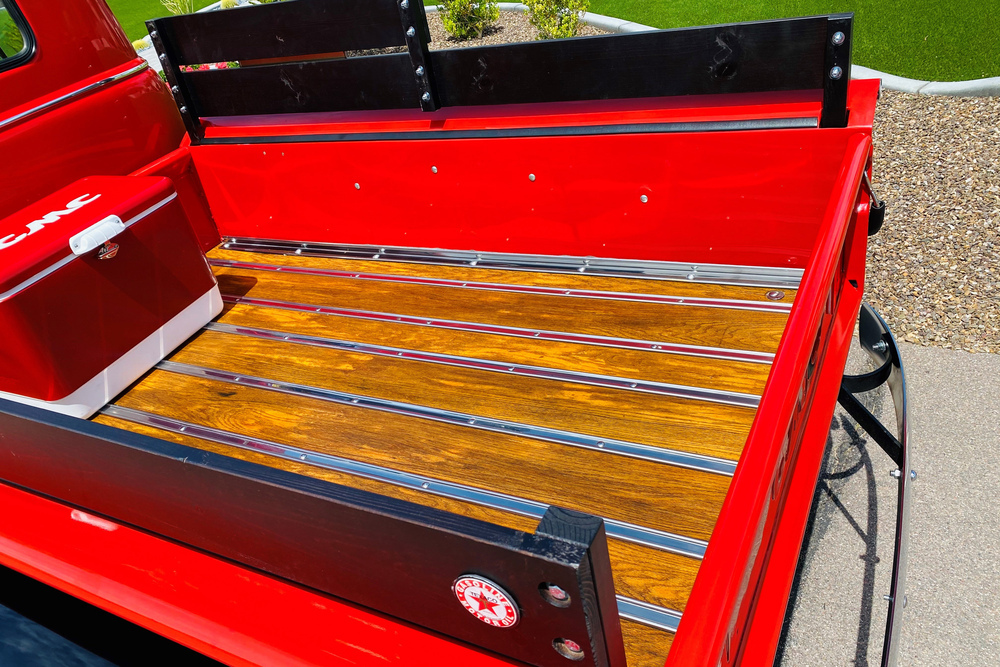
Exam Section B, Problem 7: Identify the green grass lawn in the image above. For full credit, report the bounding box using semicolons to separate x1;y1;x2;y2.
106;0;216;42
425;0;998;81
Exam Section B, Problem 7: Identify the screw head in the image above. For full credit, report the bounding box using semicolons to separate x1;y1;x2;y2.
832;31;846;45
830;66;844;80
421;91;431;102
415;65;425;76
528;173;536;181
171;85;179;94
766;290;785;301
400;0;408;7
431;165;438;173
910;469;917;481
179;106;187;114
406;26;416;37
354;182;360;190
149;30;158;38
159;53;167;62
640;194;648;203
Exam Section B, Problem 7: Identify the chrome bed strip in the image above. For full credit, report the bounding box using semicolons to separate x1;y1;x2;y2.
220;238;804;290
221;294;776;365
102;404;709;561
157;360;737;476
209;258;792;313
206;321;760;409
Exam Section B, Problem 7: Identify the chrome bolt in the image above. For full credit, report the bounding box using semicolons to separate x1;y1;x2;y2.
159;53;167;61
766;290;785;301
831;31;845;46
884;594;894;602
406;26;416;37
415;65;425;76
529;173;536;181
640;194;648;203
872;340;889;353
354;182;360;190
149;30;158;38
400;0;408;7
171;85;179;94
890;469;902;479
421;92;431;102
910;469;917;481
179;106;187;114
830;66;844;80
431;165;438;173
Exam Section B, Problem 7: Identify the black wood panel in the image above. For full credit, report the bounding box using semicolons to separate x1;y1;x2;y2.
149;0;404;65
429;17;828;108
820;13;853;128
182;53;419;116
0;398;622;667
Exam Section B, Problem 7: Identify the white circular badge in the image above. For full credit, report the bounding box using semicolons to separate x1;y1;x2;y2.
453;575;519;628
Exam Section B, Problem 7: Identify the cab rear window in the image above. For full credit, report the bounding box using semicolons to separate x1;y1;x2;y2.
0;0;32;70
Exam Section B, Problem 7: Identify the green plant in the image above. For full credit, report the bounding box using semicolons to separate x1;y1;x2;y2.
0;12;24;56
160;0;195;15
438;0;500;40
131;37;150;51
524;0;588;39
220;0;240;8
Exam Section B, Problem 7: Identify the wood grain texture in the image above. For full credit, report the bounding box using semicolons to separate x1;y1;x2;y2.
209;248;797;305
621;620;673;667
218;303;772;396
96;413;700;613
112;370;730;542
171;330;755;460
212;267;788;353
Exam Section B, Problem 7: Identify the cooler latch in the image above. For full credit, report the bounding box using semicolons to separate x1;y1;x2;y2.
69;215;126;256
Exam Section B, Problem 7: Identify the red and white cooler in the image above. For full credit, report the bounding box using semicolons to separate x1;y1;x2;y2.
0;176;222;418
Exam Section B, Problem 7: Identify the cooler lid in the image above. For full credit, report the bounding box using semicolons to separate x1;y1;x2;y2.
0;176;176;297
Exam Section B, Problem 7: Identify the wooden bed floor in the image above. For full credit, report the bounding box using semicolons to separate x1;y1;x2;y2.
97;240;799;667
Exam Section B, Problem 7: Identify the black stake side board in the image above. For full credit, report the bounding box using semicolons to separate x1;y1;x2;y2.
0;399;624;667
149;5;854;133
153;0;405;64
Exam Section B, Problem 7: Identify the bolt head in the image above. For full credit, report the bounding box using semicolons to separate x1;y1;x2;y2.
528;173;536;182
640;194;648;203
354;182;360;190
832;31;845;45
415;65;425;76
149;30;158;38
910;469;917;481
431;165;438;173
830;66;844;80
406;26;416;37
159;53;167;61
890;469;902;479
421;92;431;102
171;85;179;94
400;0;409;7
179;106;187;114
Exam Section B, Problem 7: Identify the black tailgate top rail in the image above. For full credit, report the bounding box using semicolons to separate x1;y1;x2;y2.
147;0;853;140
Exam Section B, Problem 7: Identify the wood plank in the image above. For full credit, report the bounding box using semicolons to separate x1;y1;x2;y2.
95;414;702;615
213;267;789;353
621;620;673;667
112;370;731;542
171;330;755;460
219;302;773;395
209;248;797;305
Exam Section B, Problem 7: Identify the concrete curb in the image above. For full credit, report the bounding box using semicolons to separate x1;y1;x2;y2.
138;3;1000;97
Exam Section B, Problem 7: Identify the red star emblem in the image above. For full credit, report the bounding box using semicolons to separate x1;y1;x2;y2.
471;591;501;616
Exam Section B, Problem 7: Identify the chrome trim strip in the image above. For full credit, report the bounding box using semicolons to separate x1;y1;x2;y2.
0;62;150;132
160;359;737;476
0;192;178;303
102;404;708;560
617;597;683;633
220;238;804;290
209;258;792;313
207;321;759;410
221;294;776;365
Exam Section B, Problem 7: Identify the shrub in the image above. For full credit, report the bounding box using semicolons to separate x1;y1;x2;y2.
524;0;589;39
220;0;240;8
131;37;150;51
160;0;195;15
439;0;500;40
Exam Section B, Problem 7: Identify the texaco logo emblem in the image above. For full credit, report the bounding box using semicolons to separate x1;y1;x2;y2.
452;575;519;628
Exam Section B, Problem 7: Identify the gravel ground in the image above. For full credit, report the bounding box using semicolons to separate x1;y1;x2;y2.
868;92;1000;353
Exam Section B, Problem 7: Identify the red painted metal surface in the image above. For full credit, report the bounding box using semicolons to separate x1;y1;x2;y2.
0;176;215;400
0;0;184;221
0;479;522;667
665;132;873;667
201;90;823;139
193;128;851;269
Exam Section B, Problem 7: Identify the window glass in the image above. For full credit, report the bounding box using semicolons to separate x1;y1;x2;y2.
0;0;29;65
